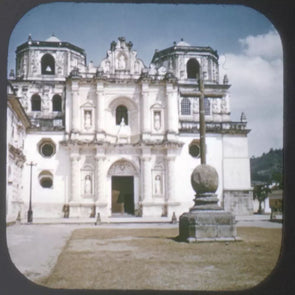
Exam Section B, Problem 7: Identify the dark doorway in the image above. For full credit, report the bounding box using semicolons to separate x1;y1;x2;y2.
111;176;134;215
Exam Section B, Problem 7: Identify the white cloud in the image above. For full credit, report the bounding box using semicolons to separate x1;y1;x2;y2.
219;30;283;157
239;30;282;60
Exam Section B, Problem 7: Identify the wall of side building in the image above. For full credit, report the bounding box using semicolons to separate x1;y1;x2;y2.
6;90;29;224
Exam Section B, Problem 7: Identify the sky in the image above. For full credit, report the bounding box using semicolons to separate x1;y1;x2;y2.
7;2;283;157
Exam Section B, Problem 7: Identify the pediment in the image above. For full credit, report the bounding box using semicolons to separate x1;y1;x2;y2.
150;102;163;110
80;101;94;108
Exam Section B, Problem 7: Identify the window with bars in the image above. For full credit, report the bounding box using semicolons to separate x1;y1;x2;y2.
181;98;191;115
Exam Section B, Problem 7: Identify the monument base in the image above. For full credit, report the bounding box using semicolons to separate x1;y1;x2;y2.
179;210;237;242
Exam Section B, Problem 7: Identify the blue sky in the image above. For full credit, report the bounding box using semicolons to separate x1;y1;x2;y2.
7;3;283;157
8;3;273;68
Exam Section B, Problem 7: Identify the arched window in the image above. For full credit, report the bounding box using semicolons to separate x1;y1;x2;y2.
41;54;55;75
187;58;200;79
181;98;191;115
52;94;62;112
204;98;211;115
31;94;41;111
116;105;128;125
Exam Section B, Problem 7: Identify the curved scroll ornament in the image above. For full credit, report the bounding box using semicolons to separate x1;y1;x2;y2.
108;160;138;176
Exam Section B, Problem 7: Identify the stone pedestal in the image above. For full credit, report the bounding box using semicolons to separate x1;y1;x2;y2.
179;164;237;242
179;209;236;242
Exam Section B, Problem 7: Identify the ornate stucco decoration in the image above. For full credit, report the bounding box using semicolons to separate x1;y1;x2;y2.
98;37;146;78
108;159;139;176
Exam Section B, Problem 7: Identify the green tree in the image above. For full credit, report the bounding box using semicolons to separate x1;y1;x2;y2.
253;184;271;214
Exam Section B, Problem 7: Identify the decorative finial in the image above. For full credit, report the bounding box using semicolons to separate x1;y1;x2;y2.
9;69;15;78
240;112;247;122
110;41;116;50
223;74;229;84
28;34;32;44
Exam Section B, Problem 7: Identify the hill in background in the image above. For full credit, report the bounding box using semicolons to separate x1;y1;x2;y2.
250;148;283;187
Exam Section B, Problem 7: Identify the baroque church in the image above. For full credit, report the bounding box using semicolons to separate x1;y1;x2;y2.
7;34;253;222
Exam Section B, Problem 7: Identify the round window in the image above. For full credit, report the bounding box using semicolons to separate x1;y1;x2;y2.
189;139;200;158
40;177;53;188
41;144;54;156
39;140;56;157
39;170;54;189
189;145;200;158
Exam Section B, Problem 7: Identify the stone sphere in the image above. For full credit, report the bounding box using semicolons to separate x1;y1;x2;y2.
191;164;218;194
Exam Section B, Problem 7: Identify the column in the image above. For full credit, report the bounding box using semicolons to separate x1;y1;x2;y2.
166;155;176;202
96;82;105;133
166;83;178;133
95;151;105;203
141;152;152;202
70;151;80;202
71;81;79;132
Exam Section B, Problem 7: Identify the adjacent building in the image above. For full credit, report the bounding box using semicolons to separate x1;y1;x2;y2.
6;82;30;224
8;35;253;222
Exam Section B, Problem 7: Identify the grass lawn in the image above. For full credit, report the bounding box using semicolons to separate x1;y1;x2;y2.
37;227;282;291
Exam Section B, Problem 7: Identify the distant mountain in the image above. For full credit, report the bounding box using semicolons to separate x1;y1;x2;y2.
250;148;283;187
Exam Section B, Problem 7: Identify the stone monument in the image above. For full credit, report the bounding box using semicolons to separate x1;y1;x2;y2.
178;72;237;242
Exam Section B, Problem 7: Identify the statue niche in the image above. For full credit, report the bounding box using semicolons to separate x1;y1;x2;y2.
116;54;127;70
84;110;92;130
84;175;92;194
154;175;162;195
153;111;161;131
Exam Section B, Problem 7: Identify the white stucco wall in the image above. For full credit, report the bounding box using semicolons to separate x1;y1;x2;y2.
175;133;224;213
21;132;69;218
223;135;251;190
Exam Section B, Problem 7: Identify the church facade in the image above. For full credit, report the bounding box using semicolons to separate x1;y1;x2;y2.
8;35;253;222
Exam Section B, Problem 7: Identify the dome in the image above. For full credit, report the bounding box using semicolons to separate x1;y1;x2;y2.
46;34;61;42
176;39;190;46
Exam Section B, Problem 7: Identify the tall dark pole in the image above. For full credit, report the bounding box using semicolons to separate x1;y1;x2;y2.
27;161;36;223
198;71;206;165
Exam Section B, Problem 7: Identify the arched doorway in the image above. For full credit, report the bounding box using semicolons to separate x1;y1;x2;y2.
108;159;138;216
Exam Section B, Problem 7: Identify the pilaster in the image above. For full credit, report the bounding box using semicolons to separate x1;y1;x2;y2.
141;83;151;134
70;148;80;202
141;148;152;202
95;146;106;203
166;83;178;134
71;81;80;132
96;82;105;134
166;155;176;202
